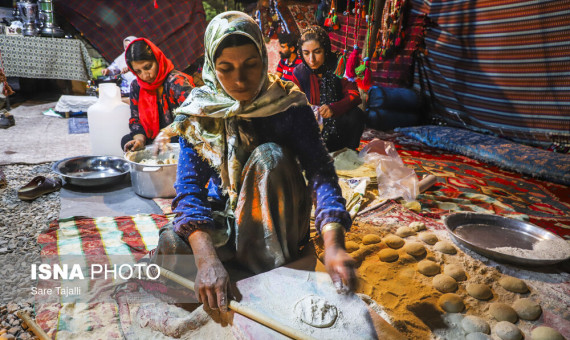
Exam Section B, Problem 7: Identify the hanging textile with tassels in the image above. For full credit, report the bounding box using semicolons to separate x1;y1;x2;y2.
344;0;362;80
356;0;374;90
334;0;352;78
374;0;407;60
324;0;340;31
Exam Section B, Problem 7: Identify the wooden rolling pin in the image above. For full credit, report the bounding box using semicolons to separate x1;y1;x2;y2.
15;311;50;340
158;266;317;340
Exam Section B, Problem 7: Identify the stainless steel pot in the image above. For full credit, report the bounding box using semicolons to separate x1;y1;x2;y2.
124;144;179;198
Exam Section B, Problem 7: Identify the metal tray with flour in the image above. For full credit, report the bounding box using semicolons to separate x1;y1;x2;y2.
444;212;570;266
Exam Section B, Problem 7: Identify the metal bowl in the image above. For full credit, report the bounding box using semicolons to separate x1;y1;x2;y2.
52;156;130;187
444;212;570;266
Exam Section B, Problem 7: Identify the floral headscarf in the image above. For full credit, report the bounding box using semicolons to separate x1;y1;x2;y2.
173;11;308;208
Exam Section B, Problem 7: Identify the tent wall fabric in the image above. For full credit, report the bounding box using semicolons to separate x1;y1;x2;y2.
54;0;206;72
411;0;570;146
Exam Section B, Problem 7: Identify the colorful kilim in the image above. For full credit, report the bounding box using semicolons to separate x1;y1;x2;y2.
411;0;570;145
35;214;171;338
287;4;318;33
361;129;570;240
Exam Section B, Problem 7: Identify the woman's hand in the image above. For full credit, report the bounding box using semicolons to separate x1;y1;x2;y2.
318;104;334;119
152;127;175;156
101;68;110;76
123;134;146;152
189;230;232;312
194;255;231;311
121;66;130;74
322;224;357;294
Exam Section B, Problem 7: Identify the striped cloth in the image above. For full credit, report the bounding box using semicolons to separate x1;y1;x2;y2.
412;0;570;145
35;214;171;339
55;0;206;71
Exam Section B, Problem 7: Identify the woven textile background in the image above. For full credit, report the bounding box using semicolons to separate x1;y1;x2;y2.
54;0;206;71
411;0;570;145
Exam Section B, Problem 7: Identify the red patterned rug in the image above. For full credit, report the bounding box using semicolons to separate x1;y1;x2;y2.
361;130;570;240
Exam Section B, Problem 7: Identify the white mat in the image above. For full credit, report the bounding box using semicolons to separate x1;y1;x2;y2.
0;102;91;165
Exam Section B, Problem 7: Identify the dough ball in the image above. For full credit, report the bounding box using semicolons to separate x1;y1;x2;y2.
404;242;426;256
498;276;529;294
531;326;564;340
409;221;426;232
434;241;457;255
443;264;467;281
512;298;541;320
378;248;399;262
438;293;464;313
384;235;405;249
399;253;417;264
461;315;490;334
396;226;415;238
433;274;458;293
418;232;438;245
466;283;493;300
466;333;492;340
345;241;360;253
294;295;338;328
417;260;440;276
362;234;382;245
494;321;522;340
489;303;518;323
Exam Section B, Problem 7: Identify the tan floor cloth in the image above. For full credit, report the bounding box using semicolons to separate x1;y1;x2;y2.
0;101;91;165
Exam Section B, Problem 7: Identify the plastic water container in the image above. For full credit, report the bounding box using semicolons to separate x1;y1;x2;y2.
87;82;131;156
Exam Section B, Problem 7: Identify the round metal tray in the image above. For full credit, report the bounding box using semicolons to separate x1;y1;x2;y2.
443;212;570;266
52;156;130;187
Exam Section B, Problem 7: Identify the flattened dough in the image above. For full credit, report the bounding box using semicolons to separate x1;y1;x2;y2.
294;295;338;328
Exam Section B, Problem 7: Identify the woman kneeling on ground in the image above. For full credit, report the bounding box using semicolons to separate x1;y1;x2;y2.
292;26;365;152
150;11;357;311
122;38;194;152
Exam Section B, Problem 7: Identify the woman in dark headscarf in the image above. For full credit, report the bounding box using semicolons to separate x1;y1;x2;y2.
149;12;357;312
292;26;366;152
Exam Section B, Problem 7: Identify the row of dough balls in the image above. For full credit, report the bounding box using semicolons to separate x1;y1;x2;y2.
346;223;564;340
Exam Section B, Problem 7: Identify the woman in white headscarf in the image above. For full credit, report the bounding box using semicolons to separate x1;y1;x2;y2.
149;12;356;312
102;36;138;94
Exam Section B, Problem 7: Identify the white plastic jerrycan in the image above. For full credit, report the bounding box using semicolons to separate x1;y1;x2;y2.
87;82;131;156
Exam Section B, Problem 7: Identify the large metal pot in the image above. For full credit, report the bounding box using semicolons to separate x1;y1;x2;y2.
124;144;179;198
52;156;130;187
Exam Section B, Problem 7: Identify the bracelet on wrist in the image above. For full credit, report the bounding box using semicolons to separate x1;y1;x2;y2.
321;222;345;235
